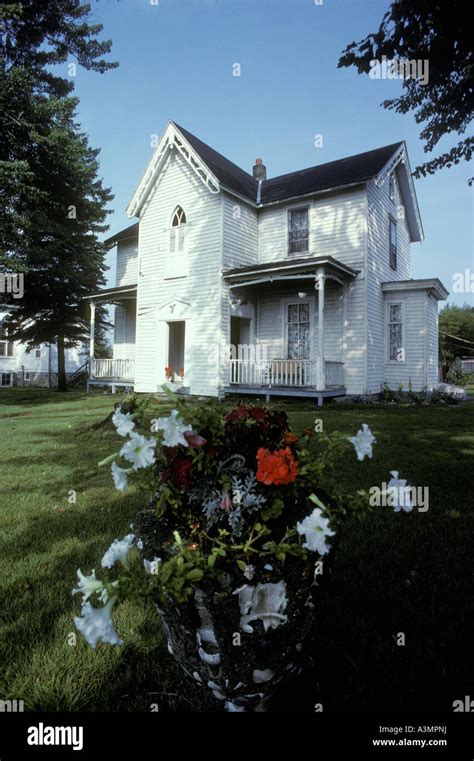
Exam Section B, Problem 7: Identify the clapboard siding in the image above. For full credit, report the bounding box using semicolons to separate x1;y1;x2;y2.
383;290;427;391
367;174;412;392
256;282;343;368
256;188;367;393
116;239;138;286
258;188;366;270
223;193;258;268
134;150;222;394
113;301;136;361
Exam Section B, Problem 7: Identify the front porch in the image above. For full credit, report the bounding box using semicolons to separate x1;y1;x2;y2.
86;357;135;393
223;254;357;405
85;283;137;393
224;358;345;405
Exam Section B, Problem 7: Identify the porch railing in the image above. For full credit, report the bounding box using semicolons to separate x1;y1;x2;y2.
90;357;135;381
229;359;344;389
325;360;345;387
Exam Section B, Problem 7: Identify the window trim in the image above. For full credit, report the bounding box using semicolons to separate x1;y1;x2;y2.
280;297;314;360
287;204;310;257
1;372;13;387
165;204;188;280
389;215;398;271
385;300;406;364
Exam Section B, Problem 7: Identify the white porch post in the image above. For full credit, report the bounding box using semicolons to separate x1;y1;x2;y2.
316;266;325;389
89;301;96;362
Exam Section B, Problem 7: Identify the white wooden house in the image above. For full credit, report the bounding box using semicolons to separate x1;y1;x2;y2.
86;121;448;403
0;307;85;388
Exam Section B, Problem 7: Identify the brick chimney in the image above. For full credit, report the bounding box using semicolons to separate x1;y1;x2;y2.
253;158;266;181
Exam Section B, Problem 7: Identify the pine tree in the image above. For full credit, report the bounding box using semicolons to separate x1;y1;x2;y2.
1;1;117;389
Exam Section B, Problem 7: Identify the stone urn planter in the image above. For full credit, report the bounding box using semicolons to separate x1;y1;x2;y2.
135;508;321;711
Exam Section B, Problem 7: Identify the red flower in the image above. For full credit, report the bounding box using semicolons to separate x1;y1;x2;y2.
248;407;268;421
225;405;249;423
256;447;298;486
171;457;193;490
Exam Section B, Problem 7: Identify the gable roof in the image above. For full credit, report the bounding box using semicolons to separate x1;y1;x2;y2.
172;122;402;204
104;222;139;249
262;143;403;204
124;121;422;241
172;122;258;202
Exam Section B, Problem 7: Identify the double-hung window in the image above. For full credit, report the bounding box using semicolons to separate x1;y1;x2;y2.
288;207;309;255
166;206;187;278
388;303;404;362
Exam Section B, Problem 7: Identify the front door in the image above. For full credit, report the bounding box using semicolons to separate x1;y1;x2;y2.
168;321;185;382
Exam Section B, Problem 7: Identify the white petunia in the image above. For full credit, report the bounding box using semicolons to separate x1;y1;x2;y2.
296;508;335;555
143;557;161;575
112;408;135;437
120;433;156;470
101;534;135;569
72;569;104;603
111;461;129;492
74;598;122;648
150;409;192;448
387;471;413;512
348;424;377;461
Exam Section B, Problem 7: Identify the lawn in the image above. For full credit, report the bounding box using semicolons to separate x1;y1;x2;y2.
0;388;472;712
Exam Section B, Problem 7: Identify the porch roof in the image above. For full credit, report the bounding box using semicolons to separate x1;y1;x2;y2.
381;278;449;301
223;255;358;288
85;283;137;302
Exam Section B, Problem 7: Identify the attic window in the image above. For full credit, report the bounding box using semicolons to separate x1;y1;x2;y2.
171;206;186;227
166;206;187;279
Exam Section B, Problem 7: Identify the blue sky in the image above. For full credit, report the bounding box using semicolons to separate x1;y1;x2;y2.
73;0;473;304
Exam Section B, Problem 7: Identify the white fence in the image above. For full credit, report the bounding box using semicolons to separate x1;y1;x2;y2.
90;358;135;381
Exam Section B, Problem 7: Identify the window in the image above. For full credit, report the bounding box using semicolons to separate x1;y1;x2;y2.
166;206;187;278
389;217;397;270
388;303;404;361
389;173;395;201
287;303;310;359
0;321;13;358
170;206;186;254
24;372;30;381
288;207;309;255
35;349;41;358
1;372;13;387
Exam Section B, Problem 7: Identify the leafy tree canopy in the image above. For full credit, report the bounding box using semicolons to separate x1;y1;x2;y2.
339;0;474;182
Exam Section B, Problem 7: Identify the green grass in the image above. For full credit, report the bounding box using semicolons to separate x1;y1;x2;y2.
0;388;472;712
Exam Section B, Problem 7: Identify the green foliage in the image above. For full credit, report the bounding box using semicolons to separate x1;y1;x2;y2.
338;0;474;182
0;1;117;388
446;358;469;386
439;303;474;364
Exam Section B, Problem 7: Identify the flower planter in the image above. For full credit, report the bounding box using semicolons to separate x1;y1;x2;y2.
135;507;318;711
73;396;384;714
